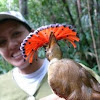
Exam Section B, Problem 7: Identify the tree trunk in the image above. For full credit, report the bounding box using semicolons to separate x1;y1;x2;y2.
87;0;100;71
19;0;28;18
62;0;75;26
96;0;100;70
76;0;83;32
76;0;82;15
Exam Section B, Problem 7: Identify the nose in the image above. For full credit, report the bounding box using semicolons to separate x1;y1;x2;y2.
8;39;19;50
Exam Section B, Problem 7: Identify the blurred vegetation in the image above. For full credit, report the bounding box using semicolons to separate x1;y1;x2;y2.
0;0;100;75
0;56;13;74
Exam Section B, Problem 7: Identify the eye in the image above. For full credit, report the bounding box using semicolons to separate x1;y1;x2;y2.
0;39;7;47
12;31;23;38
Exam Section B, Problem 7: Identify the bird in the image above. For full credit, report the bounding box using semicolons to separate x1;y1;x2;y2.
20;23;100;100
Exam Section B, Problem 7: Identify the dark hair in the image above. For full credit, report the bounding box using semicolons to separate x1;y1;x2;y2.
0;19;32;32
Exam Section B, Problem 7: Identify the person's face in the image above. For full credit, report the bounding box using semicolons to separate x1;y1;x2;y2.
0;20;30;69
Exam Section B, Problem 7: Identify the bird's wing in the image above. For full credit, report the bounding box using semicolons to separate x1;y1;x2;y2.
79;63;100;84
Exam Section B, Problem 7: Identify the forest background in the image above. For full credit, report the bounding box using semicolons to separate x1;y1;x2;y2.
0;0;100;75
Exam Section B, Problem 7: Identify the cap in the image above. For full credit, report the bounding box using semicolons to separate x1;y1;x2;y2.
0;11;31;30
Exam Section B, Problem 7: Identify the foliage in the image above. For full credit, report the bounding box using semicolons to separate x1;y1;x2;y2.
0;56;13;74
0;0;100;75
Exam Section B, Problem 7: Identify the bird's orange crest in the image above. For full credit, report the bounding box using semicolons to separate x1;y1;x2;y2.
20;23;80;63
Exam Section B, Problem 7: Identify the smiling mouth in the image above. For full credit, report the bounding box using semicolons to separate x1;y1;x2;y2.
12;52;23;59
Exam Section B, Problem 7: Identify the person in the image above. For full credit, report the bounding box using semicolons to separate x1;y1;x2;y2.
0;11;65;100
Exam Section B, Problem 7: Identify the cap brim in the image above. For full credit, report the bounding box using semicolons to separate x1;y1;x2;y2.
0;13;23;22
0;11;31;30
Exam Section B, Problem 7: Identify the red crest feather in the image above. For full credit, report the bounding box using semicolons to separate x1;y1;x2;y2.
20;23;80;63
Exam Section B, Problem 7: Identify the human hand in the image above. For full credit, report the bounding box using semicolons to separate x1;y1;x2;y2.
39;94;66;100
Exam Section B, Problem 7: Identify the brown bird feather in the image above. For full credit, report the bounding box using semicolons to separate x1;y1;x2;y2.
47;33;100;100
